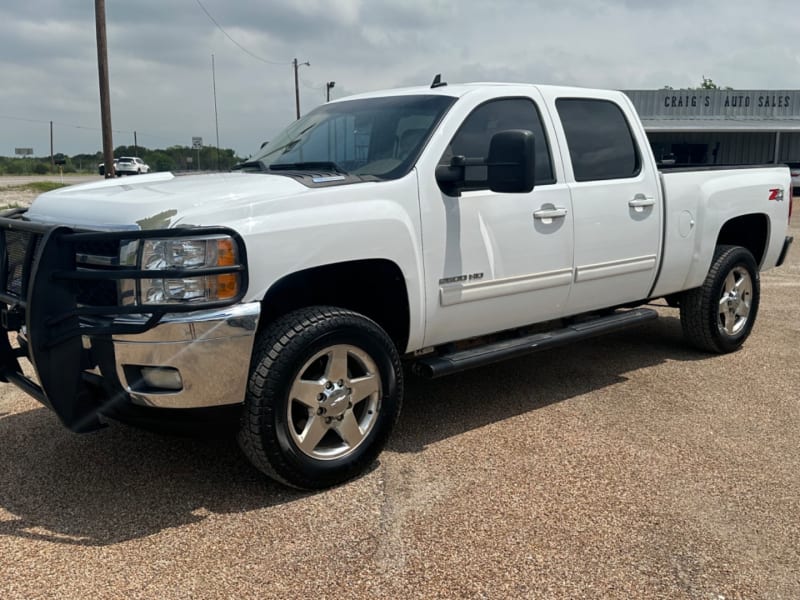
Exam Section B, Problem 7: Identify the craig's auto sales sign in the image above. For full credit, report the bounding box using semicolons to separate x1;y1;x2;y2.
623;89;800;119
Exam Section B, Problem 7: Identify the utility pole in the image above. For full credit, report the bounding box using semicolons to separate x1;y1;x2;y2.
134;130;138;157
94;0;114;178
326;81;335;102
293;57;310;119
50;121;54;172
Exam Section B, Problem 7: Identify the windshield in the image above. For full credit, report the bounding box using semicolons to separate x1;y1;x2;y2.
251;94;456;180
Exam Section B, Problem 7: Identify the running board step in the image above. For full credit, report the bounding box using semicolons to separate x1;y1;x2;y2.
414;308;658;379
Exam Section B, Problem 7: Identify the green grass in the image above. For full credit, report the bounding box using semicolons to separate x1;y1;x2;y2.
4;181;69;193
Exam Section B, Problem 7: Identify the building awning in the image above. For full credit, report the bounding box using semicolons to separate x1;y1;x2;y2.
641;119;800;133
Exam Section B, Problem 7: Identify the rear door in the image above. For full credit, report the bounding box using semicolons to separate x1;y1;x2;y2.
546;92;662;314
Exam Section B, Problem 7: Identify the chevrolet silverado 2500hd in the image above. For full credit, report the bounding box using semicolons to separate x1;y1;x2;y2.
0;82;793;489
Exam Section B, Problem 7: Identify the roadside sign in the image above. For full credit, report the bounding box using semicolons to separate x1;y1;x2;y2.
14;148;33;156
192;137;203;150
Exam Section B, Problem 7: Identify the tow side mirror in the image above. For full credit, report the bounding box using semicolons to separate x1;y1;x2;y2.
435;156;469;196
487;129;535;194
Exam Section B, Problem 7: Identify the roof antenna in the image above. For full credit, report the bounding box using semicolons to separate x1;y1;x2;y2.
430;73;447;88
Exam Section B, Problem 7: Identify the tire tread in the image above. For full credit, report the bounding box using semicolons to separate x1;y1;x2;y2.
238;306;402;489
680;245;759;353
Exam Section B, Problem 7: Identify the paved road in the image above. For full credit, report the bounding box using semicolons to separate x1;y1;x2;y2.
0;216;798;599
0;175;102;187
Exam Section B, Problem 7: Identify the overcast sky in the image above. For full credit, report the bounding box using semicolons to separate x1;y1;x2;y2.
2;0;799;158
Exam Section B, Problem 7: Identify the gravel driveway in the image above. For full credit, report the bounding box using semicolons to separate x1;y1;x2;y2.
0;184;798;599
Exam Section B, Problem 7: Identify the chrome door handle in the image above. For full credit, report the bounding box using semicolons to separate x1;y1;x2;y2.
628;197;655;208
533;207;568;219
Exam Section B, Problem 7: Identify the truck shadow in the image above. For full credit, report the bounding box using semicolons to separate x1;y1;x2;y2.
0;313;712;546
390;313;709;453
0;411;303;546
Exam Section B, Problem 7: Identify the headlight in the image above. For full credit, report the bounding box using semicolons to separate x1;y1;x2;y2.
121;235;242;306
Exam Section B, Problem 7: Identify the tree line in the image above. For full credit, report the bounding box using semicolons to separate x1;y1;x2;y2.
0;145;244;175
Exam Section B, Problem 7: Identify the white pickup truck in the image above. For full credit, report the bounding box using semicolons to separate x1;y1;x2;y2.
0;81;793;489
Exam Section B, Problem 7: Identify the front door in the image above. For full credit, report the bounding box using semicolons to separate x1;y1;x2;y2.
419;93;574;347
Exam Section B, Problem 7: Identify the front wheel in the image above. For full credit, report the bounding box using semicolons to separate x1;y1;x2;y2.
238;306;403;489
680;245;760;353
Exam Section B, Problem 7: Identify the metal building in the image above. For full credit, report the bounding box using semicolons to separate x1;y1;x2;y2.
623;89;800;166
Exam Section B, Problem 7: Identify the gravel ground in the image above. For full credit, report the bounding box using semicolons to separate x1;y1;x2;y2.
0;184;798;599
0;189;36;208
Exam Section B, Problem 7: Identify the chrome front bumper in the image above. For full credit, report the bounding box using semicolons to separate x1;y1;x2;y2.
93;302;260;409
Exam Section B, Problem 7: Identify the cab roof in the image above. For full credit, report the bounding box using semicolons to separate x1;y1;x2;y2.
339;82;611;102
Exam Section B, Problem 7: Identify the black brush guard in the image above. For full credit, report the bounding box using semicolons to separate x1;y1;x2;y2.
0;210;248;432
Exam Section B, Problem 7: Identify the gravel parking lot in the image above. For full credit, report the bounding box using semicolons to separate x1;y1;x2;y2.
0;183;798;599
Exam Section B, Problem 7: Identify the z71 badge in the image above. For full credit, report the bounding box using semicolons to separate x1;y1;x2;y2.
768;188;785;201
439;272;484;285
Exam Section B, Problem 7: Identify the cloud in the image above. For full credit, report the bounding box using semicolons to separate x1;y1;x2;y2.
1;0;799;156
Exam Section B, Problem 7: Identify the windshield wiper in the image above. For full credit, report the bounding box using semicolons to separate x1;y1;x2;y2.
269;161;348;174
231;160;267;171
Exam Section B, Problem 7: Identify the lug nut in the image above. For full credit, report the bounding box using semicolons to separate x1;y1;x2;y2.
337;415;344;421
317;407;325;415
338;379;344;386
318;393;325;401
325;417;332;424
325;381;333;390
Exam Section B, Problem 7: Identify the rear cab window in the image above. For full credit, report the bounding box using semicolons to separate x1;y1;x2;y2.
555;98;641;182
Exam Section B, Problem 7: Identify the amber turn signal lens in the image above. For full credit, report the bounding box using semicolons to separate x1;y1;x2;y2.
215;239;238;299
217;238;236;266
215;274;238;300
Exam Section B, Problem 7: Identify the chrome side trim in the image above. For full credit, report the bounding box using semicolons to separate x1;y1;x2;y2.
112;302;260;343
574;255;657;283
439;268;573;307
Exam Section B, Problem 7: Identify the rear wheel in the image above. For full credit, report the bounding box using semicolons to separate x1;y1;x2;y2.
238;306;402;489
680;245;760;353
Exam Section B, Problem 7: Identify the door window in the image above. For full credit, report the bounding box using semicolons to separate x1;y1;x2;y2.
440;98;554;190
556;98;641;182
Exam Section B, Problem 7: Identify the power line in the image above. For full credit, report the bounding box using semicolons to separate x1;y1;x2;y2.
0;114;176;143
194;0;289;65
0;114;44;124
1;114;117;132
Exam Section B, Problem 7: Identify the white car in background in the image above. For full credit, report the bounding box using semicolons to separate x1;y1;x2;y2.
115;156;150;175
97;158;118;176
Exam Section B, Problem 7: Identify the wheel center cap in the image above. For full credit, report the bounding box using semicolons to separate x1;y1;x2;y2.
321;383;349;417
727;292;739;311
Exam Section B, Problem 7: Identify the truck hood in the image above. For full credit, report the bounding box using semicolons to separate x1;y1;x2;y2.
25;172;310;230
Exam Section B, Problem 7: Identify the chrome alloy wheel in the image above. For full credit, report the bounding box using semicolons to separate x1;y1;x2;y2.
718;266;753;336
287;344;381;460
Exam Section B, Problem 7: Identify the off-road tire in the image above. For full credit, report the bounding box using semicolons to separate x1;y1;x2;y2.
680;245;760;353
238;306;402;489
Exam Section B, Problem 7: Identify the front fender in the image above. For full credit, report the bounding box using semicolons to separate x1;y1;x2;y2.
234;174;426;350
